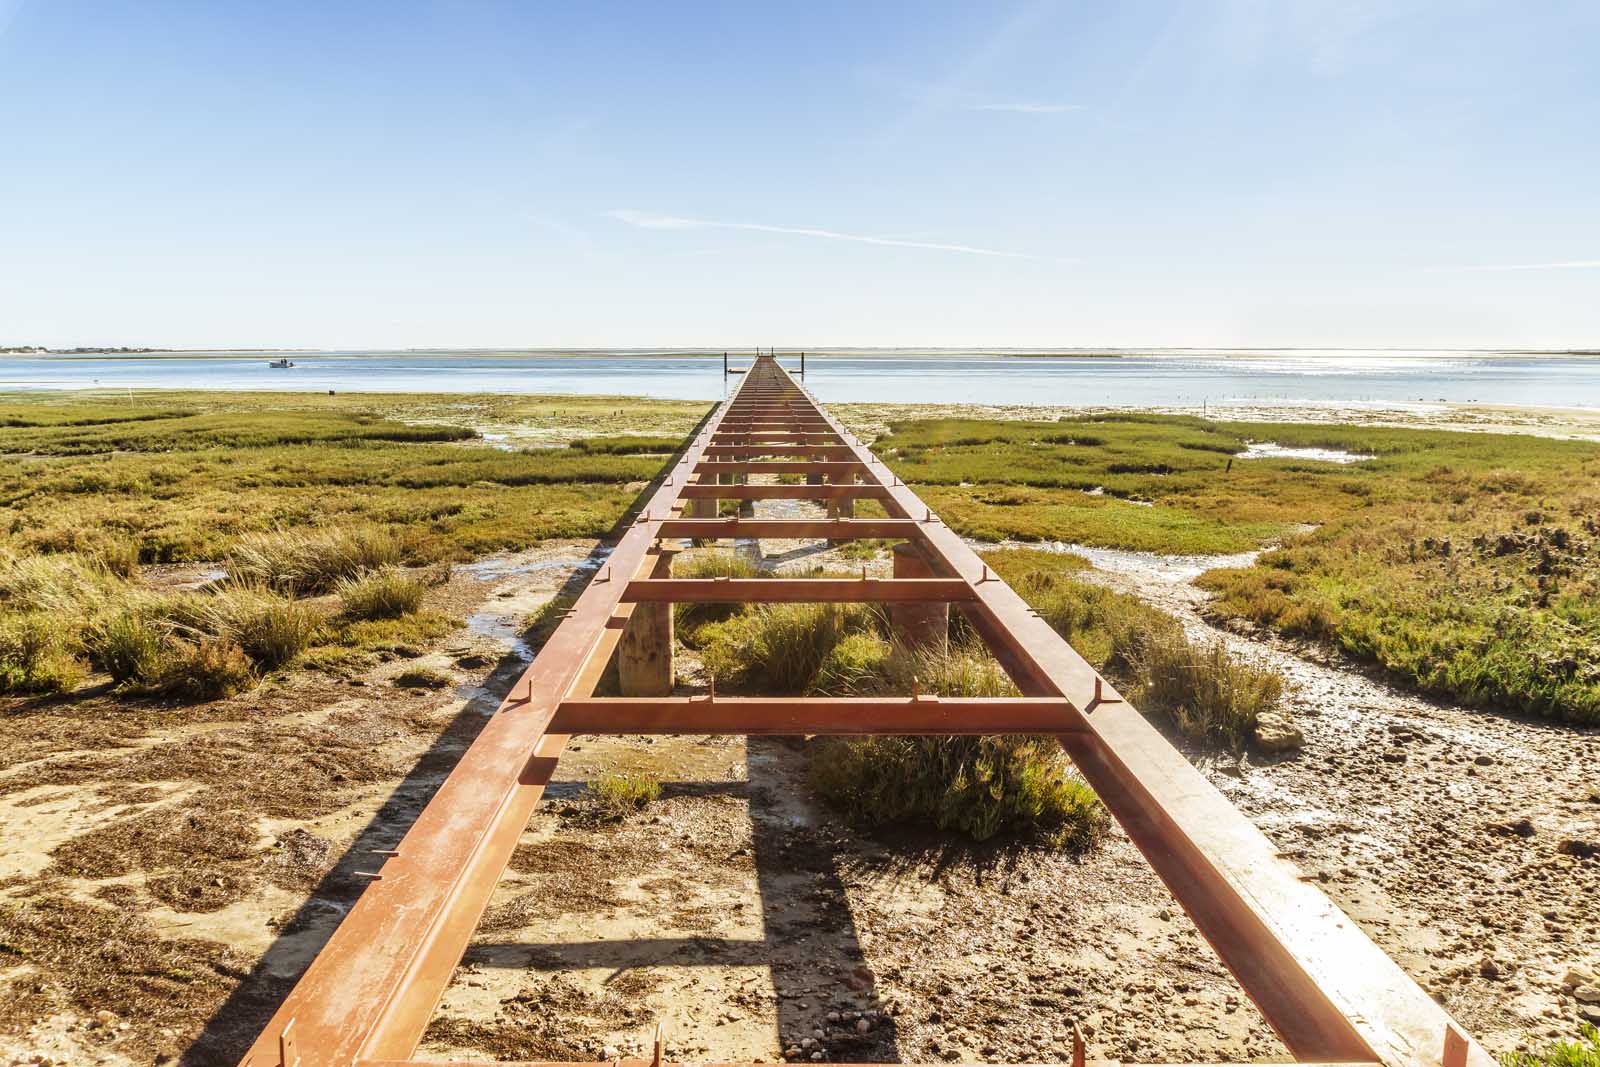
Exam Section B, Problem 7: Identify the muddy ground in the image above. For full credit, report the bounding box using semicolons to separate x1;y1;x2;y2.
3;523;1599;1066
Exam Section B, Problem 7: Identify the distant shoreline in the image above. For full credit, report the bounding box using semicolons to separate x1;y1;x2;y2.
4;347;1599;361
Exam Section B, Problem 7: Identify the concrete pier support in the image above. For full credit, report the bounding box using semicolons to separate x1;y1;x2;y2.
825;474;855;544
684;487;717;544
618;548;677;696
733;459;755;518
888;541;948;652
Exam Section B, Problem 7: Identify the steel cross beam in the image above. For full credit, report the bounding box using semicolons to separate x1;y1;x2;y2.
552;695;1085;734
237;356;1489;1067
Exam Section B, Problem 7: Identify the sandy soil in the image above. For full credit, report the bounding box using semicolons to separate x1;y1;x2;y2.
3;524;1597;1065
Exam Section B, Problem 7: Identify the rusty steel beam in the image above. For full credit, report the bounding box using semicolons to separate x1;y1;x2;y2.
710;431;841;441
621;577;974;602
675;483;887;500
702;444;856;457
552;695;1082;734
655;517;919;538
237;354;1490;1067
692;460;868;476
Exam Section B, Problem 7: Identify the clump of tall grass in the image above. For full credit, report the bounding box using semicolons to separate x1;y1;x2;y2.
587;771;662;818
222;591;321;668
89;539;141;578
88;611;256;699
985;548;1169;669
159;638;255;700
672;552;761;638
0;612;86;694
228;527;403;594
812;733;1104;849
883;641;1018;699
809;641;1106;849
696;601;880;692
84;584;320;694
88;609;167;685
1111;618;1284;751
810;631;891;695
337;568;426;620
0;551;120;615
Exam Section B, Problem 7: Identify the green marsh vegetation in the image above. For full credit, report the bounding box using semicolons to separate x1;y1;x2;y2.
1502;1026;1600;1067
876;414;1600;723
0;390;706;701
0;391;706;565
0;547;454;699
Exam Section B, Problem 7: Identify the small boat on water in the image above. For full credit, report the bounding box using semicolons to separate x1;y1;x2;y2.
268;358;295;368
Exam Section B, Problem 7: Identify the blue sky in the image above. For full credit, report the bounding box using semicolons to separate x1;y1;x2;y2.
2;1;1596;349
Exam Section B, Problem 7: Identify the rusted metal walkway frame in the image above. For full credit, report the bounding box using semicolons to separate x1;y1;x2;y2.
240;356;1490;1067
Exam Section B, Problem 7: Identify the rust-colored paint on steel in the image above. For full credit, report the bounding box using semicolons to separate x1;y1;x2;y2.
621;577;975;602
675;483;887;500
551;695;1084;734
656;517;921;537
237;356;1490;1067
703;444;856;456
693;460;868;475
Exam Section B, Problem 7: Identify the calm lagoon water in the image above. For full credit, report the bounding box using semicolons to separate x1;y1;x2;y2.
5;350;1600;410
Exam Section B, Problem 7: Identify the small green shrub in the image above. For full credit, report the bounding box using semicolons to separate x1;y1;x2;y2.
0;612;86;694
810;631;890;695
810;642;1105;850
812;734;1104;849
338;568;426;621
87;609;168;684
1502;1026;1600;1067
672;552;761;638
1114;619;1284;750
226;594;320;668
0;552;117;614
159;639;254;700
587;771;662;817
393;666;452;689
228;527;403;594
699;601;879;692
